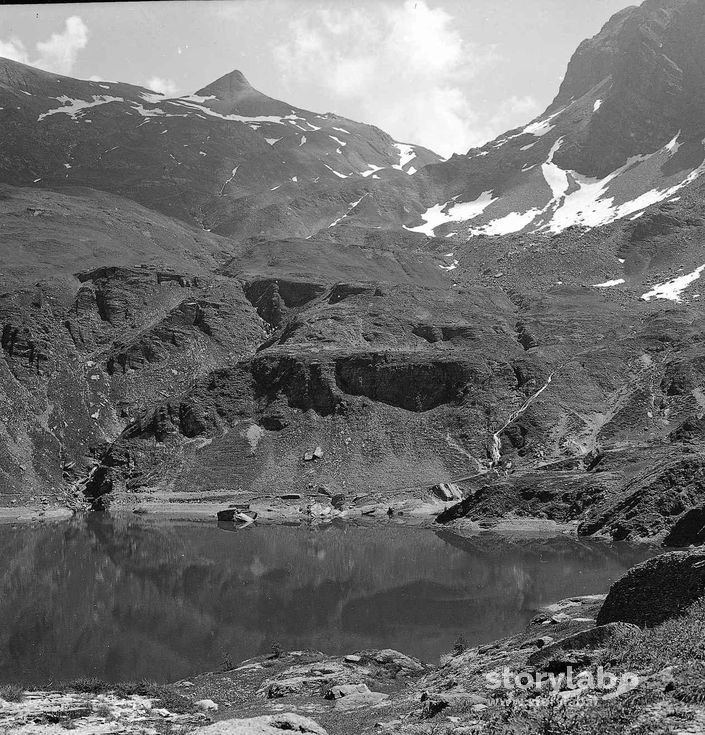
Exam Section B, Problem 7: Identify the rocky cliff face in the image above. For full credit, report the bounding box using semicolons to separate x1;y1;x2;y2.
3;0;705;541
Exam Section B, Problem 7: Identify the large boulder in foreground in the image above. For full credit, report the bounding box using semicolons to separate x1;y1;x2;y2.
597;549;705;627
198;713;327;735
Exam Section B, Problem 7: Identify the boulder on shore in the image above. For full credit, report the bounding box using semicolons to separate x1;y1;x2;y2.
197;713;327;734
597;548;705;627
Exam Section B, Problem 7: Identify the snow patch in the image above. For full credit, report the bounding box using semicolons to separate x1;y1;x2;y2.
439;259;459;271
265;137;281;145
393;142;417;172
470;208;544;236
521;109;563;137
405;190;497;237
323;164;349;179
38;95;123;121
542;138;570;200
328;193;369;228
593;99;603;112
361;164;384;178
593;278;625;288
642;265;705;302
665;132;682;154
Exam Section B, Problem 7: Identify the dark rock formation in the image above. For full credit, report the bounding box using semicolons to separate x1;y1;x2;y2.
663;507;705;547
597;549;705;627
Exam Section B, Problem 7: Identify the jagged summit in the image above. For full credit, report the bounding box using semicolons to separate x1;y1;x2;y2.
404;0;705;240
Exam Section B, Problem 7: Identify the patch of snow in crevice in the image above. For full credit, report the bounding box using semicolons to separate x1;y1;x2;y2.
542;137;570;201
520;143;536;151
593;278;625;288
299;135;307;146
265;137;281;145
328;193;369;228
593;99;603;112
330;135;346;147
665;132;681;154
219;166;239;196
641;265;705;302
333;127;350;134
323;164;349;179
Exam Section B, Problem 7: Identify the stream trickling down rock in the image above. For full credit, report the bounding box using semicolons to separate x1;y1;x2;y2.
0;516;657;685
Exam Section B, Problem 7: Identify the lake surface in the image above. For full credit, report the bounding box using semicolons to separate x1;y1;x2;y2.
0;515;658;685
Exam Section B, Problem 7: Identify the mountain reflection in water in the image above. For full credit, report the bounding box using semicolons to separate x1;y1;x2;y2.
0;515;656;684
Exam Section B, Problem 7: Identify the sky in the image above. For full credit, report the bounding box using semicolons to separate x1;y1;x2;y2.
0;0;633;157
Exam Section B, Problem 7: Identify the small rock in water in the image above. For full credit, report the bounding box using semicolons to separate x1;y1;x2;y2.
344;655;362;664
303;452;314;462
313;446;324;459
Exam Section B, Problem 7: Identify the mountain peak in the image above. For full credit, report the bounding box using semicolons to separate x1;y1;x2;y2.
195;69;255;101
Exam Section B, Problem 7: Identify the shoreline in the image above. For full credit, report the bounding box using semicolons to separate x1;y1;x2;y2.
0;495;582;539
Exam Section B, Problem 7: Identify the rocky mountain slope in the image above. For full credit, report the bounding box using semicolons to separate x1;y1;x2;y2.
3;0;705;543
0;60;439;240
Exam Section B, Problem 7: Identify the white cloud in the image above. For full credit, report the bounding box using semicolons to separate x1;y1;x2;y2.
0;37;28;65
270;0;528;156
0;16;88;75
146;76;179;96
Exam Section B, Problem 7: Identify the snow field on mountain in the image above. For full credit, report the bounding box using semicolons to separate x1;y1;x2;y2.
642;265;705;302
405;190;497;236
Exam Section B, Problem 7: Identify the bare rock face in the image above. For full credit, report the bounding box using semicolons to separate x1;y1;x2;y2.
578;456;705;541
597;549;705;627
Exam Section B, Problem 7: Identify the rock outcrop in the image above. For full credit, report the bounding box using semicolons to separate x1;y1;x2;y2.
597;549;705;627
